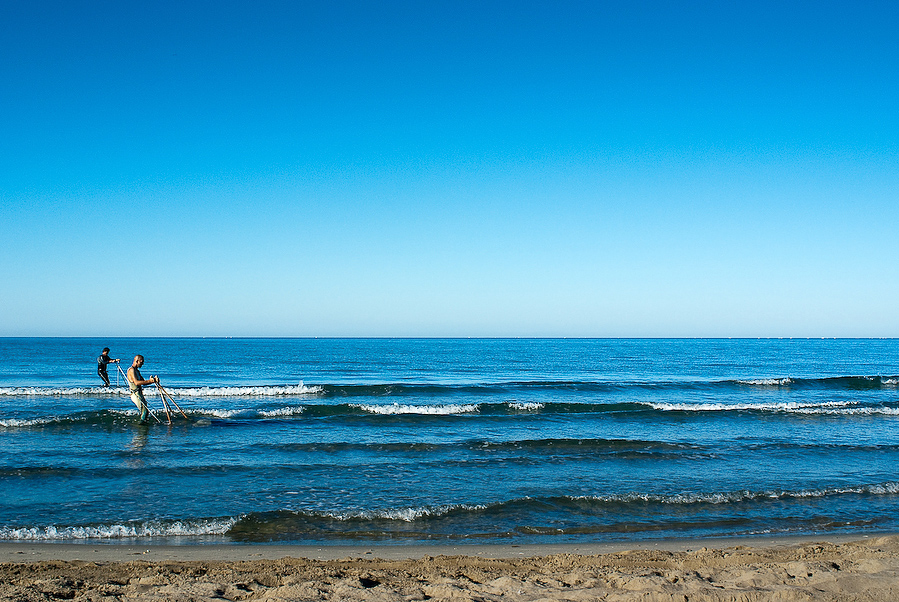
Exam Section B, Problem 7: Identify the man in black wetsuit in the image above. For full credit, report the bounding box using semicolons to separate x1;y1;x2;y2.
97;347;120;386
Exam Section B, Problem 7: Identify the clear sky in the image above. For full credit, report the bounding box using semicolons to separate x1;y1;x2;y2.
1;0;897;337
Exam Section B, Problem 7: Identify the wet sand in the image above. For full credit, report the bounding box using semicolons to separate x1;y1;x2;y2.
2;534;898;600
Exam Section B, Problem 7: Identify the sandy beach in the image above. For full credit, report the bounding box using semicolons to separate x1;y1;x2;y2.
2;535;898;601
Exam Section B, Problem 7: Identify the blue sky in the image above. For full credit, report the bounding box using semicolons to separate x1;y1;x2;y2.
1;0;897;337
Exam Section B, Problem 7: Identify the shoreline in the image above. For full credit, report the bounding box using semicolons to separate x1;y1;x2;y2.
0;531;892;562
3;534;899;601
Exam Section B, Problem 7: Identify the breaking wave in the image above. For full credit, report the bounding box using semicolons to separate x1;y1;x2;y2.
5;483;899;542
0;383;321;397
349;403;480;415
0;518;237;541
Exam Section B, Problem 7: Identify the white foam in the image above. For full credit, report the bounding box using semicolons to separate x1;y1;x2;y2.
0;383;321;397
866;482;899;494
508;402;545;411
648;400;859;413
0;386;128;396
0;417;53;428
577;491;752;505
782;482;899;498
325;504;487;522
259;406;306;417
575;481;899;505
350;403;480;415
0;518;238;541
170;384;322;397
737;378;794;386
793;406;899;416
192;408;246;418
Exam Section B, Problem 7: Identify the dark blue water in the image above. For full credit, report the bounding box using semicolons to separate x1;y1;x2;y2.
1;338;898;545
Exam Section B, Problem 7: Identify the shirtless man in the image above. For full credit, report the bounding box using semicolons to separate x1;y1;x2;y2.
127;355;159;423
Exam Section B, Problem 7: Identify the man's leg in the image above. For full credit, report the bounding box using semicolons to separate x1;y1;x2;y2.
131;391;149;422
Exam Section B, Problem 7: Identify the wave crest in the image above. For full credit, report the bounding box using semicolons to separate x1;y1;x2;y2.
349;403;480;415
645;400;899;414
0;518;237;541
0;383;321;397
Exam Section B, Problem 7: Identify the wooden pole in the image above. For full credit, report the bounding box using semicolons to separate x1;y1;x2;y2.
155;383;172;424
116;364;129;387
158;384;190;420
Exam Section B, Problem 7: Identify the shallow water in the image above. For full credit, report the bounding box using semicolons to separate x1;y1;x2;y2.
1;338;898;545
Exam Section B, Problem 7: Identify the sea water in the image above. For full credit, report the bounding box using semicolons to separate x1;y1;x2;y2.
1;338;898;545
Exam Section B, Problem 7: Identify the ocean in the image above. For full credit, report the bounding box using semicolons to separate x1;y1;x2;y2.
1;337;898;546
